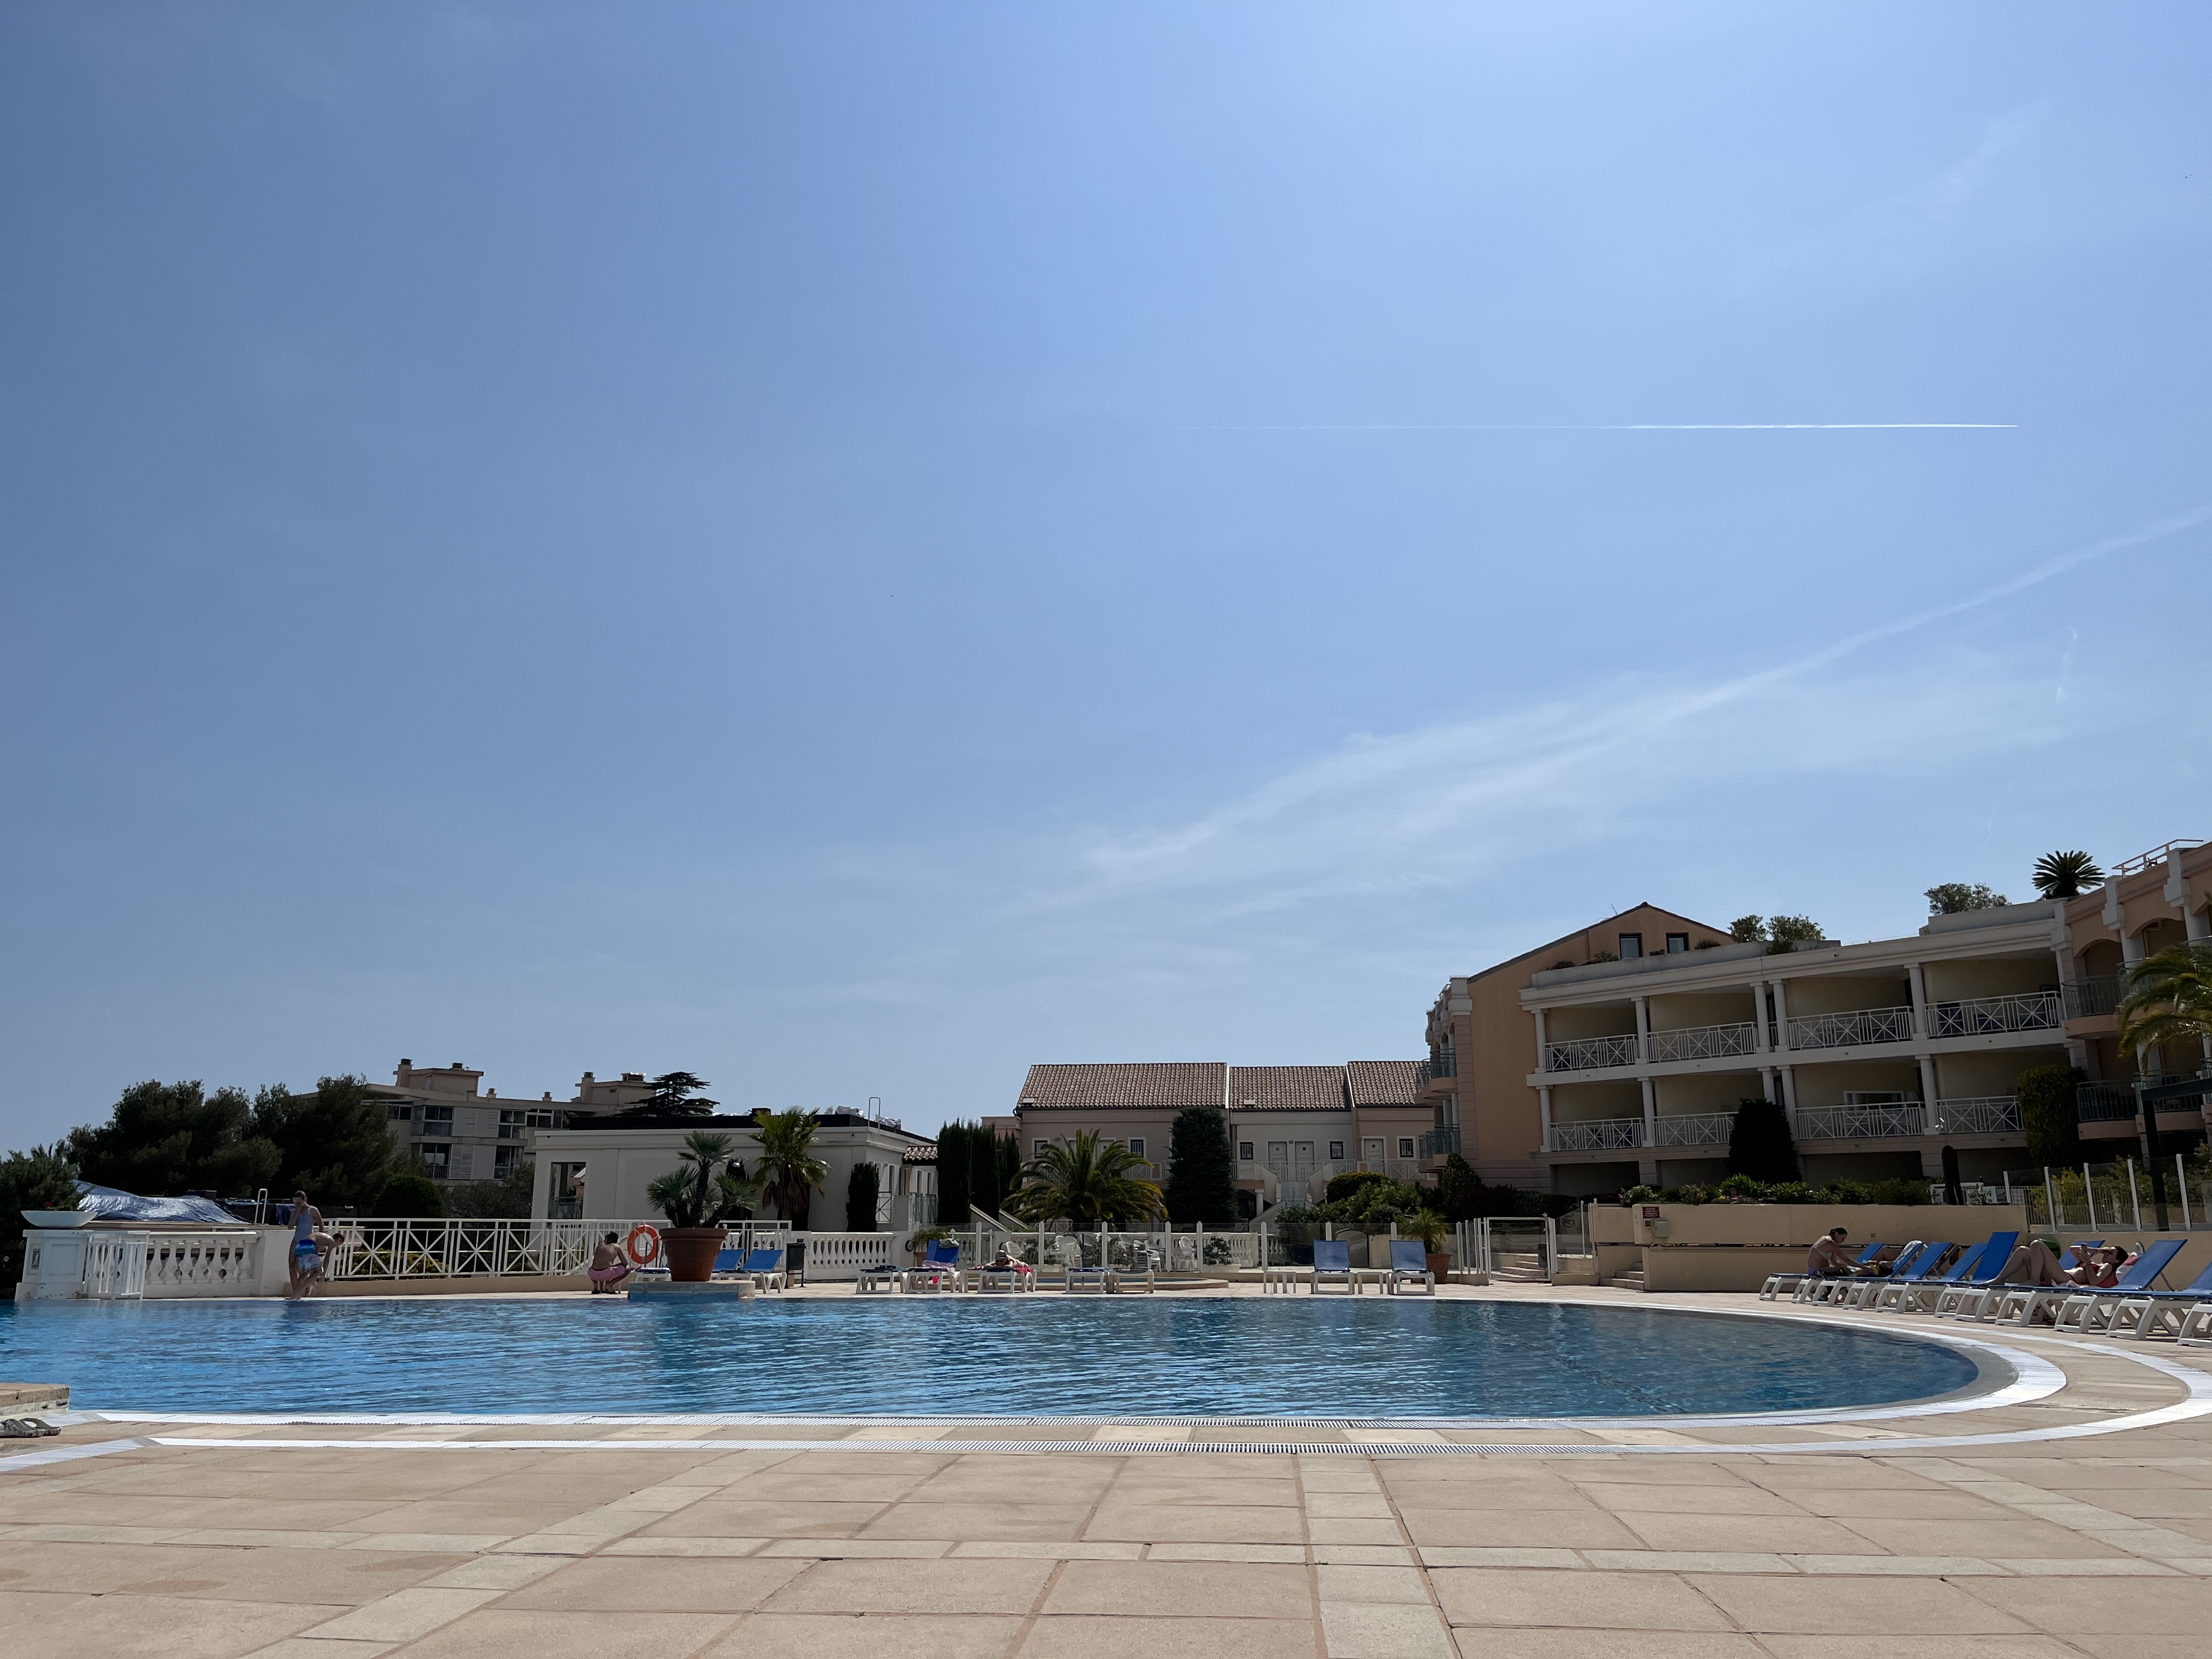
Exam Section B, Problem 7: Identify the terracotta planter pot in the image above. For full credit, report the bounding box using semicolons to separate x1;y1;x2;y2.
1426;1251;1451;1279
662;1227;726;1283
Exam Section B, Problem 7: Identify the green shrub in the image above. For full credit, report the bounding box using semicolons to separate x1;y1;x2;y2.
1324;1169;1396;1205
1726;1098;1799;1183
845;1161;881;1232
1867;1177;1929;1206
376;1172;446;1218
2016;1064;2086;1168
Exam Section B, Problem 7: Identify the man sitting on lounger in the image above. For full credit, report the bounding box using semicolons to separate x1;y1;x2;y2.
1806;1227;1864;1277
588;1232;633;1293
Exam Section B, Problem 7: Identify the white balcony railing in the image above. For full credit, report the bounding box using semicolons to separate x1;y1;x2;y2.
1652;1110;1735;1148
1548;1116;1643;1152
1786;1005;1915;1051
1645;1021;1760;1063
1929;991;2063;1039
1546;1034;1640;1072
325;1218;791;1281
1928;1096;2025;1136
1795;1101;1929;1140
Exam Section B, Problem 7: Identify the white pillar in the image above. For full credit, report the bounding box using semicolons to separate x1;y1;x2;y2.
1917;1056;1940;1133
2123;930;2147;967
1780;1065;1798;1112
1771;978;1793;1053
1749;981;1771;1053
1539;1086;1555;1153
1906;962;1930;1039
1639;1077;1658;1150
1632;995;1651;1063
1532;1007;1550;1073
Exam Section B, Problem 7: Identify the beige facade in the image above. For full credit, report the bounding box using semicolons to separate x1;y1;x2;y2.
1010;1059;1427;1211
1419;905;1732;1188
368;1058;634;1188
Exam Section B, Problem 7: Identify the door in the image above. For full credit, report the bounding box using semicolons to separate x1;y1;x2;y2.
1361;1136;1385;1171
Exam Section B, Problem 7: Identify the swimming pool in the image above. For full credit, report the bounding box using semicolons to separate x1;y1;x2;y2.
0;1297;1987;1419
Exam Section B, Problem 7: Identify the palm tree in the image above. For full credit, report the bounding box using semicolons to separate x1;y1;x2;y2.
753;1109;830;1227
2032;850;2105;900
1006;1131;1166;1226
2118;942;2212;1072
645;1130;763;1228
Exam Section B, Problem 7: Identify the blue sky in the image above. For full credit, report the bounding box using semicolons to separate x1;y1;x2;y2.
3;3;2208;1144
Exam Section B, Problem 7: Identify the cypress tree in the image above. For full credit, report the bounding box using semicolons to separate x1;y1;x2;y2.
970;1123;1001;1219
2016;1065;2086;1168
845;1162;881;1231
1164;1107;1238;1224
997;1132;1022;1205
936;1122;972;1226
1726;1097;1799;1183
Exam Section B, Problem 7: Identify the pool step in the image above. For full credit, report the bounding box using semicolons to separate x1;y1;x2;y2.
1489;1251;1550;1283
1607;1267;1647;1291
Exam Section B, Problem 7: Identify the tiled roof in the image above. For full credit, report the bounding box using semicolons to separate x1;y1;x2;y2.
1344;1060;1425;1108
1227;1066;1349;1113
1015;1063;1227;1111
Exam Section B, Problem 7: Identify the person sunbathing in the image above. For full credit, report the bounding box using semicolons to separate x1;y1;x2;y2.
1997;1239;2122;1288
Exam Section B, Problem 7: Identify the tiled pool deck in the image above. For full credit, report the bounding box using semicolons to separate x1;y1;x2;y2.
5;1282;2211;1657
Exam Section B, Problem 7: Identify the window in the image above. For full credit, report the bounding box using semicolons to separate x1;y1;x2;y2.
1034;1139;1049;1158
1127;1137;1145;1158
1618;934;1643;959
1666;933;1689;953
493;1144;522;1180
419;1104;454;1135
1238;1141;1255;1161
1397;1137;1416;1159
1328;1140;1344;1160
416;1143;452;1180
498;1107;557;1139
386;1102;413;1123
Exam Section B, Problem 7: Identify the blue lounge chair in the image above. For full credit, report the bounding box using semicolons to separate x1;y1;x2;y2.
2053;1240;2191;1334
1383;1239;1436;1296
2106;1256;2212;1340
1830;1241;1932;1308
1984;1240;2104;1327
710;1245;743;1276
904;1240;962;1293
1762;1238;1884;1301
1799;1240;1898;1304
1918;1232;2018;1317
1874;1240;1983;1312
1310;1239;1357;1295
742;1246;788;1291
1862;1242;1955;1310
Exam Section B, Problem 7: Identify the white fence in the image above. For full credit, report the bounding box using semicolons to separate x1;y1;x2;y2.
323;1218;791;1282
18;1228;274;1301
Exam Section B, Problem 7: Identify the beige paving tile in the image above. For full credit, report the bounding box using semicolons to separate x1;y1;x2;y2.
766;1556;1055;1615
1019;1615;1314;1659
1109;1477;1302;1507
1400;1507;1642;1549
759;1538;952;1559
1785;1489;2020;1519
728;1470;934;1502
711;1612;1026;1659
636;1498;889;1538
1449;1632;1766;1659
1431;1568;1733;1631
1621;1514;1890;1555
1319;1600;1454;1659
599;1536;772;1556
1419;1547;1583;1570
398;1608;741;1659
0;1588;325;1657
1580;1550;1794;1574
1084;1504;1305;1543
1832;1515;2131;1558
1317;1564;1429;1602
1780;1555;2007;1576
1305;1492;1397;1519
1145;1542;1307;1562
303;1587;505;1641
1756;1641;2083;1659
501;1555;808;1611
862;1502;1093;1541
1379;1477;1595;1511
241;1640;402;1659
1315;1544;1419;1565
1576;1482;1810;1515
1689;1576;2033;1635
1043;1559;1311;1618
1951;1575;2212;1635
2066;1639;2212;1659
421;1554;573;1589
1308;1519;1406;1545
950;1541;1143;1560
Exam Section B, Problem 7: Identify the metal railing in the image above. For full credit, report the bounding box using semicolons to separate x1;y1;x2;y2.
1423;1051;1458;1079
1795;1101;1929;1140
1786;1005;1915;1050
1928;1095;2023;1136
2113;839;2203;877
1652;1110;1735;1147
1419;1126;1460;1158
1646;1020;1759;1063
1546;1033;1639;1071
1929;991;2063;1038
2061;975;2121;1020
2077;1076;2212;1122
324;1218;791;1281
1549;1116;1642;1152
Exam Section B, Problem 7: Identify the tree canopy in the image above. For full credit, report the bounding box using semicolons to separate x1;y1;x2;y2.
623;1071;719;1117
1007;1131;1164;1226
1726;1097;1799;1182
1163;1107;1237;1224
252;1076;394;1208
754;1109;828;1227
1926;882;2008;915
2032;850;2104;899
67;1080;281;1199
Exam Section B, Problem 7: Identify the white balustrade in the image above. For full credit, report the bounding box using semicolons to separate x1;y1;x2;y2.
18;1227;270;1301
1795;1101;1931;1140
1929;1096;2024;1136
1929;992;2063;1038
1651;1110;1736;1148
1548;1116;1643;1152
1785;1006;1914;1051
1646;1021;1759;1063
1546;1034;1640;1071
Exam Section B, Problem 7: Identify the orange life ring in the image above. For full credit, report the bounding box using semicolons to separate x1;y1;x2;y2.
624;1224;662;1267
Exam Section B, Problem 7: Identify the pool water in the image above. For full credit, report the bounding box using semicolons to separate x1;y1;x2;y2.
0;1297;1984;1419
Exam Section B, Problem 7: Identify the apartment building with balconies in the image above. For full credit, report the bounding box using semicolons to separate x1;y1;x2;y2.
1417;905;1735;1188
372;1059;655;1188
1524;904;2078;1193
2054;838;2212;1149
1008;1059;1427;1212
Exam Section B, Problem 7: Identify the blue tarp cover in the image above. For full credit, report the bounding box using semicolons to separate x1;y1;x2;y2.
73;1182;239;1224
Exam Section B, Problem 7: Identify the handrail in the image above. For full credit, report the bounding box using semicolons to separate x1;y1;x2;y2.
1646;1020;1759;1063
1652;1111;1735;1148
1548;1116;1642;1152
1929;991;2062;1038
1796;1101;1928;1139
1786;1005;1914;1051
1545;1034;1639;1072
1929;1096;2024;1135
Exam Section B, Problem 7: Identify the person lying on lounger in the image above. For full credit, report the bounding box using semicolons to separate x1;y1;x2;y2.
1996;1240;2123;1288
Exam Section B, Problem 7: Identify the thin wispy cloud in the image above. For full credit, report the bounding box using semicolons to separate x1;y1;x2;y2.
1177;424;2017;432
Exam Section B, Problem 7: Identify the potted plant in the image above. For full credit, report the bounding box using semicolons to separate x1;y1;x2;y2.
646;1131;763;1283
1406;1209;1452;1280
906;1225;955;1266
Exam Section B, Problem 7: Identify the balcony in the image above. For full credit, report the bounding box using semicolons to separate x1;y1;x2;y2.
1795;1101;1928;1140
1419;1126;1461;1159
1927;1096;2024;1136
1646;1020;1759;1063
1785;1005;1914;1051
1929;991;2062;1039
1548;1117;1643;1153
1425;1051;1458;1079
1545;1034;1639;1072
2077;1076;2212;1123
2061;976;2121;1020
1652;1110;1735;1148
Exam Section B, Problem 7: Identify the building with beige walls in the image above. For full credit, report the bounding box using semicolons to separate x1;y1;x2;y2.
1418;905;1734;1189
1009;1060;1427;1211
368;1059;633;1188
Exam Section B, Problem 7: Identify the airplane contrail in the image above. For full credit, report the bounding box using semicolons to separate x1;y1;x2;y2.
1175;422;2017;431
